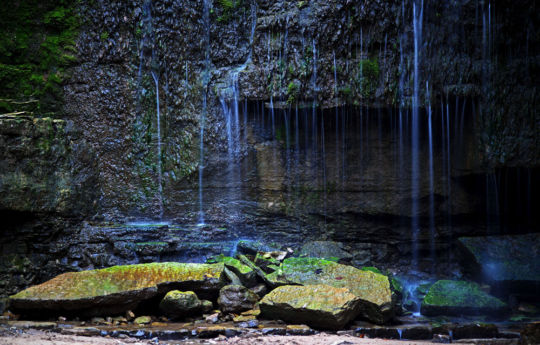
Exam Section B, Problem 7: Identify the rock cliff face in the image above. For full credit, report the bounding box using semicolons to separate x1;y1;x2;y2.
60;0;538;220
0;0;538;298
0;114;97;216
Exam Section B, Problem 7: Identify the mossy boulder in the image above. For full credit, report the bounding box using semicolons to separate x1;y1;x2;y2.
259;284;361;330
421;280;508;317
266;258;393;324
10;262;225;315
211;255;257;287
159;290;202;318
254;253;282;273
458;234;540;293
217;285;259;314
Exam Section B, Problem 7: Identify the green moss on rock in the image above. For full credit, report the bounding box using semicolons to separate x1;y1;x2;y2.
10;262;225;314
0;0;80;112
159;290;202;318
211;254;257;286
421;280;508;317
361;266;383;275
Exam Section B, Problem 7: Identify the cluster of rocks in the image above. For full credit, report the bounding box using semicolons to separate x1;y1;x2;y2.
3;241;539;344
7;248;516;331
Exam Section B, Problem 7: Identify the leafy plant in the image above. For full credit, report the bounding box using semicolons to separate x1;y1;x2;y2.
216;0;245;23
357;58;380;98
287;81;299;104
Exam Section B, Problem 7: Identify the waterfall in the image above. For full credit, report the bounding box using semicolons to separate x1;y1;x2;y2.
218;0;257;222
198;0;211;226
411;0;423;269
151;71;163;219
333;51;340;184
312;39;318;183
427;81;435;272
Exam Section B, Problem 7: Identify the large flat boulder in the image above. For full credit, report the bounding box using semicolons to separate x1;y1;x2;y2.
458;234;540;293
259;284;361;330
421;280;508;317
265;258;393;324
10;262;225;315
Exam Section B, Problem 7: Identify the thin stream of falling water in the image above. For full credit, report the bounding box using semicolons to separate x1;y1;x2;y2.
198;0;211;226
341;106;346;184
218;0;257;222
270;97;275;136
411;0;423;270
333;51;340;185
426;81;435;272
312;39;318;184
321;109;327;225
151;71;163;219
445;101;451;240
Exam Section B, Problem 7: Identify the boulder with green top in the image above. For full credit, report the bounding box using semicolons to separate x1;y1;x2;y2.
254;253;282;273
9;262;225;316
421;280;508;317
259;284;361;330
133;316;152;325
159;290;202;318
211;255;257;287
266;257;393;324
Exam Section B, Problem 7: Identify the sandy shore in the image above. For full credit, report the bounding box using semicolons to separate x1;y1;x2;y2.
0;329;469;345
